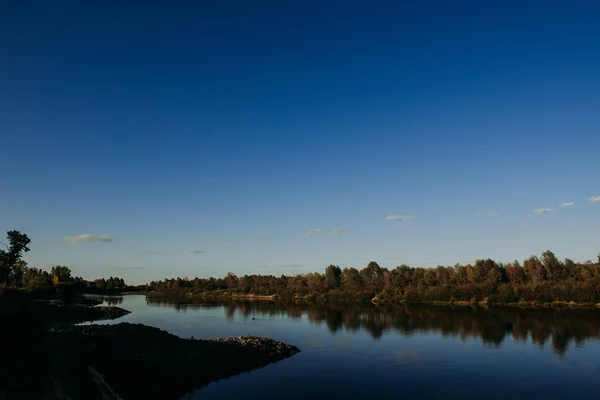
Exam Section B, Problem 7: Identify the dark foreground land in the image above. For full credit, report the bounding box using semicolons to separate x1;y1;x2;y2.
0;291;300;400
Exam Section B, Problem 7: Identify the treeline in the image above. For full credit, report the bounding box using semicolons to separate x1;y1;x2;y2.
0;230;129;296
148;250;600;305
15;266;128;296
7;264;128;296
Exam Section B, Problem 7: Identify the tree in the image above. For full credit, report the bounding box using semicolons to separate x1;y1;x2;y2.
452;264;469;285
224;272;239;289
505;263;526;285
0;230;31;285
22;267;52;293
523;256;545;283
325;265;342;289
51;265;73;296
435;266;451;285
564;258;578;280
9;260;28;287
341;267;362;290
424;269;438;286
51;265;72;283
361;262;383;291
389;265;413;288
541;250;562;281
305;272;325;292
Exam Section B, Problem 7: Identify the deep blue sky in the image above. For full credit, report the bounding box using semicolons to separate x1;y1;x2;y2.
2;1;599;284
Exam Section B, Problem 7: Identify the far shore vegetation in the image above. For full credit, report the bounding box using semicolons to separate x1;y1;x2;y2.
148;253;600;308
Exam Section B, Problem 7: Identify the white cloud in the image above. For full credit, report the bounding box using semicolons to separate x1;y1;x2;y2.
559;202;575;207
187;249;205;254
589;196;600;204
307;228;322;235
66;234;113;243
332;228;348;235
386;215;412;221
475;212;485;216
535;207;551;214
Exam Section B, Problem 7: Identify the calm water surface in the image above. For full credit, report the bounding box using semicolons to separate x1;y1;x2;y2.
89;295;600;399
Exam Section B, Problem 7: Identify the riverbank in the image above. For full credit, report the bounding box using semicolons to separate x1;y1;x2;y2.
150;290;279;300
48;323;300;400
0;290;300;400
372;297;600;309
147;289;600;309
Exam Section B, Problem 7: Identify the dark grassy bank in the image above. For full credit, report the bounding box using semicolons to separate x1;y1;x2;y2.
0;290;131;399
0;290;300;400
48;323;300;400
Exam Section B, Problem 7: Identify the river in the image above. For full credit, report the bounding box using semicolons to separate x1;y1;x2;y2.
88;295;600;399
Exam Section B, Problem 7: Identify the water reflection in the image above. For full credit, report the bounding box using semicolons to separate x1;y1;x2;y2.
87;295;124;306
146;298;600;357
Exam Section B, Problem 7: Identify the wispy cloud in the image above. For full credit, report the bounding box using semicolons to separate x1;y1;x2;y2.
535;207;551;214
307;228;322;235
475;212;485;216
559;202;575;207
66;234;113;243
332;228;348;235
278;264;302;269
187;249;205;254
589;196;600;204
385;215;412;221
106;266;146;271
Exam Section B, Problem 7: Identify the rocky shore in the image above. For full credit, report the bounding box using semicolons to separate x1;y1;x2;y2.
47;323;300;400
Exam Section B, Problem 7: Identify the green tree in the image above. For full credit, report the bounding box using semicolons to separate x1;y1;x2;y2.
51;265;72;283
360;262;383;291
51;265;73;296
22;267;52;293
325;265;342;289
0;230;31;285
541;250;562;281
389;265;412;289
341;267;362;290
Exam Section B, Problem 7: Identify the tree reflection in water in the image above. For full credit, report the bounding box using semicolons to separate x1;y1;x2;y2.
146;297;600;357
87;295;124;306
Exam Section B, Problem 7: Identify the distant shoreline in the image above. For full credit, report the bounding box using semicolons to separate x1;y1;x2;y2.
144;290;600;309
